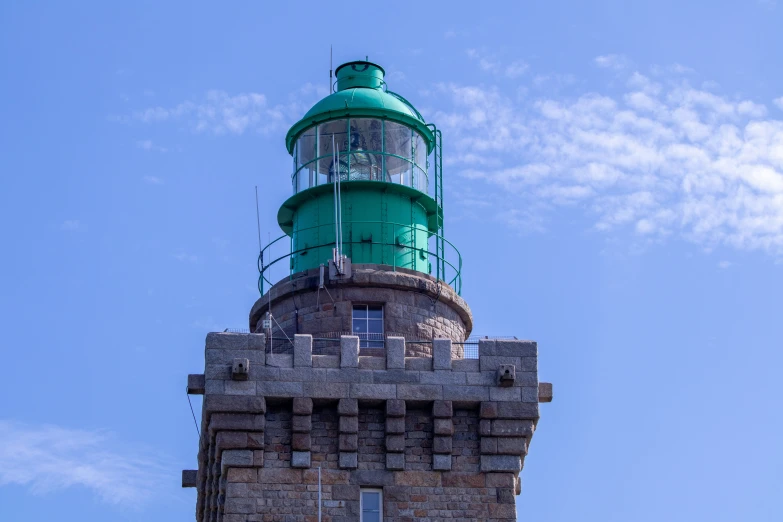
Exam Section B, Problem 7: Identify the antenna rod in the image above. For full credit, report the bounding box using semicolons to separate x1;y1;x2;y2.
255;186;262;252
332;135;339;261
329;45;333;93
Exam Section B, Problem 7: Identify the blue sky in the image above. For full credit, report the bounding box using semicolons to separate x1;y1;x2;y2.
1;1;782;520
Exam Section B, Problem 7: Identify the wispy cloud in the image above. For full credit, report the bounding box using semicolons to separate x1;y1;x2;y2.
137;139;167;153
433;61;783;254
128;84;326;136
467;49;528;79
0;420;169;506
60;220;80;231
143;175;164;185
774;97;783;111
595;54;631;70
718;260;733;269
173;251;198;263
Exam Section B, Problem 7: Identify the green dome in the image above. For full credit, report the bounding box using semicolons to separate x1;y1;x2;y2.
285;61;434;154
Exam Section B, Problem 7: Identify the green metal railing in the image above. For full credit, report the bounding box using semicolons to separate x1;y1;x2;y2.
258;220;462;296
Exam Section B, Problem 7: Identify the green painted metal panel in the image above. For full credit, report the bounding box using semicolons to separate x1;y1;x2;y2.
289;187;430;274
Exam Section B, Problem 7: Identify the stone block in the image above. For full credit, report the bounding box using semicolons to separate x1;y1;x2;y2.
497;437;528;455
433;435;452;454
293;334;313;367
386;453;405;470
206;332;248;351
432;338;452;370
480;454;523;472
480;355;537;373
490;386;521;401
303;381;350;399
405;357;432;371
205;396;266;414
266;353;293;368
256;380;303;398
224;380;255;396
497;402;539;420
497;488;516;504
358;356;385;370
442;385;489;402
352;469;395;486
386;336;405;369
486;472;515;488
432;454;452;471
432;400;453;418
340;336;359;368
187;374;205;395
292;433;311;451
215;432;247;453
396;384;442;401
332;483;359;500
480;401;498;419
516;475;522;495
452;358;480;372
257;468;302;484
291;451;311;468
338;398;359;416
419;370;467;385
433;418;454;436
482;340;537;357
182;470;197;488
248;333;266;353
339;452;358;469
385;434;405;452
489;503;517;519
385;399;406;417
231;358;250;380
226;468;256;483
539;382;553;402
479;419;492;436
339;433;358;452
497;364;516;386
339;415;358;434
442;472;486;488
491;419;536;438
480;436;498;454
350;383;396;400
292;397;313;415
224;498;255;514
393;471;441;487
385;417;405;434
292;415;312;433
220;449;253;472
205;379;224;395
208;413;265;433
312;355;340;368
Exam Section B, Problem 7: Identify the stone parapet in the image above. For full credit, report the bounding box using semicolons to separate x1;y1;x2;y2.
190;331;548;522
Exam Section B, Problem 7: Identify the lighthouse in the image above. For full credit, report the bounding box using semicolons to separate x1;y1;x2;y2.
184;60;552;522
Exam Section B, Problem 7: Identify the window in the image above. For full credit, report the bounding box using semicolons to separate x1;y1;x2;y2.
360;489;382;522
352;305;383;348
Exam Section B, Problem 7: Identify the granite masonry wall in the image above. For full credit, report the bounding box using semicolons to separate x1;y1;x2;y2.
184;332;552;522
249;265;473;357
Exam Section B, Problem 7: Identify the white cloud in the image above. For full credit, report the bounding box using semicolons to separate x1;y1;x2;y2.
505;61;529;78
467;50;527;79
0;420;168;506
595;54;630;70
61;220;80;231
173;251;198;263
143;175;164;185
432;66;783;254
774;97;783;111
718;260;733;269
137;139;167;153
130;85;324;136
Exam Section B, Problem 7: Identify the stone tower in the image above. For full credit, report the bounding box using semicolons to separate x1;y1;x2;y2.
183;60;553;521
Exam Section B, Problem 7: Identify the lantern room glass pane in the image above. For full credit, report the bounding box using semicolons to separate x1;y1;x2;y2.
413;133;426;170
384;122;411;161
317;119;348;182
349;119;384;181
296;128;317;168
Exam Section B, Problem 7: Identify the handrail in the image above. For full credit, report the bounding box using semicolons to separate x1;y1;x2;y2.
258;220;462;296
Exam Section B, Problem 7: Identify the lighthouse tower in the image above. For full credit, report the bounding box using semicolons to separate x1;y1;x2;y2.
183;60;552;522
